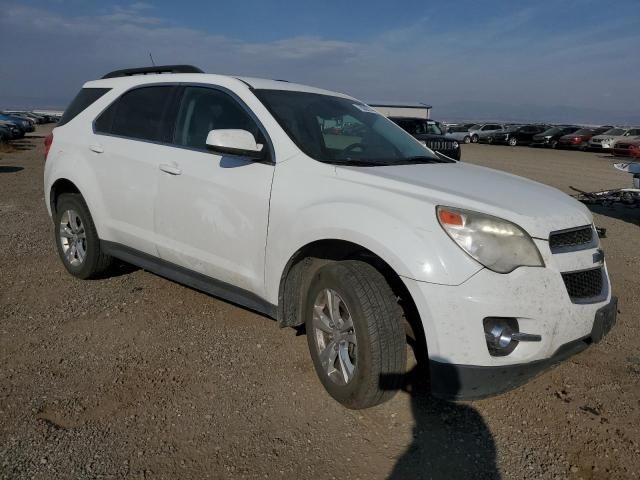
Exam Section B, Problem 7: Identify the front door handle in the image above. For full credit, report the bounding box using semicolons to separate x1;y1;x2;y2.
159;163;182;175
89;144;104;154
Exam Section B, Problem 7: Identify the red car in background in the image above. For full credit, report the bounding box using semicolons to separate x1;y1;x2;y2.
613;137;640;158
557;126;610;150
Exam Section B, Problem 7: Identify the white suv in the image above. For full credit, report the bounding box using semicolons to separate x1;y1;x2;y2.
44;65;616;409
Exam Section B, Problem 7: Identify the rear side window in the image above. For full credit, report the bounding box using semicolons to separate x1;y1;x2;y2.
58;88;110;126
95;86;175;142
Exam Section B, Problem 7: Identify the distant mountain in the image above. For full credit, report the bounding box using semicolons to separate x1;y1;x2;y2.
436;101;640;126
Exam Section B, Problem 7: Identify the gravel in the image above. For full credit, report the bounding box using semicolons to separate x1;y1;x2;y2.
1;126;639;479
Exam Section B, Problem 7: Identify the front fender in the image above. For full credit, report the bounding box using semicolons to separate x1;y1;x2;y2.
264;200;482;305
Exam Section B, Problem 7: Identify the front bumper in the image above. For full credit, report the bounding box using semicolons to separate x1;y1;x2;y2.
401;239;613;399
430;297;617;400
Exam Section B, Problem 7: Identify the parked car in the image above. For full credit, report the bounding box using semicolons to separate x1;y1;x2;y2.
468;123;506;143
390;117;461;160
487;124;549;146
557;128;598;150
530;126;580;149
0;120;23;139
612;137;640;158
0;125;9;142
446;125;473;144
589;127;640;151
45;65;615;408
0;114;33;133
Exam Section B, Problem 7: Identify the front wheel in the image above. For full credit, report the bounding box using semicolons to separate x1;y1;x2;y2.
471;134;479;143
463;136;471;144
304;261;407;409
508;137;518;146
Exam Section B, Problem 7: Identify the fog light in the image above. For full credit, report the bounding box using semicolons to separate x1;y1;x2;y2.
483;317;519;356
483;317;542;356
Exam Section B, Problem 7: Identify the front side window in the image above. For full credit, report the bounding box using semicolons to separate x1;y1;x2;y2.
255;90;449;166
173;87;264;150
94;86;174;142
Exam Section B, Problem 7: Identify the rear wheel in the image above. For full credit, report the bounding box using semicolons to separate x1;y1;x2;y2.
463;136;471;144
304;261;407;409
54;193;113;279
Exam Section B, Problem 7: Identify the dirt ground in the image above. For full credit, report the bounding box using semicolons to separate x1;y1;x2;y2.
1;126;639;480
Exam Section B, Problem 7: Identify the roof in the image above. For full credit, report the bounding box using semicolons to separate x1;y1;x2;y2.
85;71;355;100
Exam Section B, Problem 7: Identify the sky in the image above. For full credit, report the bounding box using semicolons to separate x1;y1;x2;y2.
1;0;639;123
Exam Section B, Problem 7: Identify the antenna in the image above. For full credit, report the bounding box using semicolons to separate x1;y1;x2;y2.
149;52;156;66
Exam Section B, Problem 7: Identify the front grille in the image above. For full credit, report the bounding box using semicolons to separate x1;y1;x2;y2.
426;140;455;152
562;268;603;300
549;226;594;252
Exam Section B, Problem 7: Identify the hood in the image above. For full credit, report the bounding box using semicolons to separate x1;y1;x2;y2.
336;162;592;239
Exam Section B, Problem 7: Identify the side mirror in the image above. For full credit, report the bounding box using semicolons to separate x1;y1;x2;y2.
205;129;264;159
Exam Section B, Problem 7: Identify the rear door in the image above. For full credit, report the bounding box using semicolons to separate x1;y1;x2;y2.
154;85;275;296
92;85;178;255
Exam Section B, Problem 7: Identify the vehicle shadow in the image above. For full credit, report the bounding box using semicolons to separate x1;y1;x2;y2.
0;166;24;173
587;204;640;227
381;341;499;479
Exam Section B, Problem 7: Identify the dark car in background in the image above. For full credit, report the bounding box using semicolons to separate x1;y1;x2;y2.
0;114;33;133
487;124;549;146
390;117;461;160
529;126;580;148
0;121;23;139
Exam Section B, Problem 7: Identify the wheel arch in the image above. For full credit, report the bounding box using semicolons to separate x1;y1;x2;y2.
276;238;427;359
50;178;82;217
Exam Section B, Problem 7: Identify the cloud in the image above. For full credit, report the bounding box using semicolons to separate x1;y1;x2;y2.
0;1;638;123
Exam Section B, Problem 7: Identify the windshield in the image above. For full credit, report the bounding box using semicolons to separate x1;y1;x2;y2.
541;127;563;136
255;90;450;166
469;124;482;130
392;118;444;136
603;128;624;136
573;129;592;135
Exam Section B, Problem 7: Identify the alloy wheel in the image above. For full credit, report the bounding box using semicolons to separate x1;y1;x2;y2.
312;288;357;385
59;209;87;267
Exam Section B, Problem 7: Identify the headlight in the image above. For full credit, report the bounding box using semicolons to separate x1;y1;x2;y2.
544;136;552;139
436;206;544;273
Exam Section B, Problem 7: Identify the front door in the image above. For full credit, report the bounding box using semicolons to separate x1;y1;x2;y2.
154;86;275;296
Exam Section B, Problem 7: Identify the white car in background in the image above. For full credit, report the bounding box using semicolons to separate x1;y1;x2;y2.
467;123;507;143
44;65;616;409
589;127;640;151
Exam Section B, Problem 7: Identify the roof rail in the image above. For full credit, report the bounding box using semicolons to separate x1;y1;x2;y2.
101;65;204;79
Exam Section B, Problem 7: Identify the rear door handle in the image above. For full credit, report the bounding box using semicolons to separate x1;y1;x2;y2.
159;163;182;175
89;144;104;154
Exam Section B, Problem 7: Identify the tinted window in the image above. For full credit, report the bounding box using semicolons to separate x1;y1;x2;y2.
626;129;640;136
174;87;264;149
58;88;110;126
95;86;175;142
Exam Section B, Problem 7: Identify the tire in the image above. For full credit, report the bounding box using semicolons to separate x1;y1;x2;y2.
463;136;471;144
304;261;407;409
471;134;479;143
551;140;558;149
487;136;493;144
54;193;113;279
508;137;518;146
